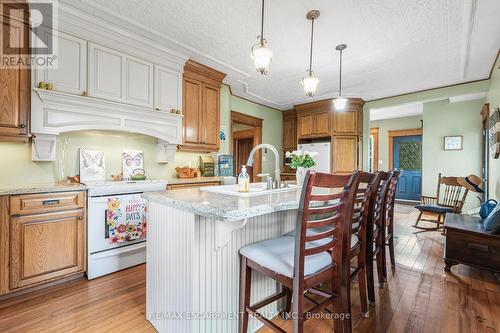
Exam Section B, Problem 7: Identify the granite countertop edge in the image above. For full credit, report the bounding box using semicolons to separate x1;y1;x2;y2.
0;183;87;196
142;191;300;222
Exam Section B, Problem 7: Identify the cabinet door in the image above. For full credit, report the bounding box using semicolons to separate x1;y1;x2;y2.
201;83;220;150
314;111;330;137
283;116;297;151
182;77;202;145
0;5;30;141
332;136;358;174
332;109;357;135
154;65;182;111
297;114;314;138
125;56;153;107
10;209;86;290
37;31;87;95
88;43;124;101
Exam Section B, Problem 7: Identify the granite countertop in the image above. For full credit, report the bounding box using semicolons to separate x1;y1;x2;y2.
166;176;227;185
143;187;306;221
0;182;87;196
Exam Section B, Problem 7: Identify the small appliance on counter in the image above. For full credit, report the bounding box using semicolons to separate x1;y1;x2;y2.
217;154;234;176
200;155;216;177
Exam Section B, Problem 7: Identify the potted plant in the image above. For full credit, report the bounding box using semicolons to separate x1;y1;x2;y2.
285;150;317;186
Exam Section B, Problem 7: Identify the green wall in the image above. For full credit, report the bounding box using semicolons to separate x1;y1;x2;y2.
0;85;282;185
486;55;500;200
422;99;484;211
370;115;423;171
364;80;490;211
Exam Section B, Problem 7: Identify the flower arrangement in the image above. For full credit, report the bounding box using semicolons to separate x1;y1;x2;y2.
286;150;317;169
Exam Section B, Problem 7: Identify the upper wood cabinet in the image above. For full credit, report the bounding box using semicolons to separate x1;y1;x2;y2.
0;2;30;142
295;103;331;139
179;60;226;152
88;43;153;108
282;110;297;151
331;99;365;135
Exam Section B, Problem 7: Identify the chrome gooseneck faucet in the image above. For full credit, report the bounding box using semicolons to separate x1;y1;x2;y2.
246;143;281;189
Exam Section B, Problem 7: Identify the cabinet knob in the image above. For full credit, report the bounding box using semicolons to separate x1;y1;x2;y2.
20;124;26;128
77;216;83;220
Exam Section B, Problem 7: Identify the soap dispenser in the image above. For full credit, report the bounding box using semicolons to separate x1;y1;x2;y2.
238;165;250;192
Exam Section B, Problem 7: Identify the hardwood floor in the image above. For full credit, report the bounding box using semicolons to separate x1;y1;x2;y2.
0;205;498;333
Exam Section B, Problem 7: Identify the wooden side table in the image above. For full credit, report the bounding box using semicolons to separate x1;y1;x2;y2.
444;213;500;273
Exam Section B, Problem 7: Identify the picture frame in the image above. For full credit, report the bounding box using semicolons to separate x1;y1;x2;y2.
443;136;463;150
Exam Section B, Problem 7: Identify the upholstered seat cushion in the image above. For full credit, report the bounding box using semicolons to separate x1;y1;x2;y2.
414;204;454;214
239;236;332;278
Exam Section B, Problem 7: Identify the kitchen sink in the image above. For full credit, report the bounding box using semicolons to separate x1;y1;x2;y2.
199;182;300;197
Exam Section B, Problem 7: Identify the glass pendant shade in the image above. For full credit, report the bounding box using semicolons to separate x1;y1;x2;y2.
302;75;319;97
334;97;348;110
251;42;273;75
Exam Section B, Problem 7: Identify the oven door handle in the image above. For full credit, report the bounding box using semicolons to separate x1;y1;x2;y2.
105;209;109;239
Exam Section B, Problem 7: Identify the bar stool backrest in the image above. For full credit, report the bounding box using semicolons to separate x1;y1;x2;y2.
293;170;360;281
384;170;402;228
372;171;394;231
353;172;383;248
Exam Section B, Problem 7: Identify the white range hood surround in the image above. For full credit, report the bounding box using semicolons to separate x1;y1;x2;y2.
31;89;182;161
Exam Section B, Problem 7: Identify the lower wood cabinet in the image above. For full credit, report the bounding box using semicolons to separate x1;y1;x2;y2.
10;209;86;290
332;136;358;174
0;191;86;295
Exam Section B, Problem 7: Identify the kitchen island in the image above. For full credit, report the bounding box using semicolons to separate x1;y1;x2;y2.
142;186;303;333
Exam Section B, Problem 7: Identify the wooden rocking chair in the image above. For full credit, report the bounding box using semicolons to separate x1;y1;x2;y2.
414;173;469;231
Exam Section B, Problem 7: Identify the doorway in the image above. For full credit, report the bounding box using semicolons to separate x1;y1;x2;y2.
231;111;263;181
389;129;423;201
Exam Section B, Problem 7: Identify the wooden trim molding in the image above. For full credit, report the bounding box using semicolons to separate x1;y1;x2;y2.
231;111;263;128
388;128;423;170
370;128;379;172
231;112;263;179
184;59;226;87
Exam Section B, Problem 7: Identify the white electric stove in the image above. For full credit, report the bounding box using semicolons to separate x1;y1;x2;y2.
84;180;167;279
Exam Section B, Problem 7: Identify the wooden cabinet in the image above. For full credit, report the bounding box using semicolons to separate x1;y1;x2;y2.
332;109;358;135
0;2;30;142
332;136;358;174
10;209;86;290
0;191;86;295
296;110;330;139
179;60;226;152
88;43;154;108
35;31;87;95
282;110;297;151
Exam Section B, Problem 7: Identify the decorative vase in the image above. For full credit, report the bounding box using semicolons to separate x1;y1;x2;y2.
295;167;308;187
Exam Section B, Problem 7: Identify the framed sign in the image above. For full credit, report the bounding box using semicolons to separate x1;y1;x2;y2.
79;148;105;182
443;136;463;150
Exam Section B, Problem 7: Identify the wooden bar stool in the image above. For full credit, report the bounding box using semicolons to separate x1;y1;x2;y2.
279;171;381;331
382;170;402;281
238;171;360;333
366;171;393;303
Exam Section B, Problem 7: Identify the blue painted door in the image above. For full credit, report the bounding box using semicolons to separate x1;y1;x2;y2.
393;135;422;201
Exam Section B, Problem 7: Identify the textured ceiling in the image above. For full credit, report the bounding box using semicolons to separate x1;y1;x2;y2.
63;0;500;110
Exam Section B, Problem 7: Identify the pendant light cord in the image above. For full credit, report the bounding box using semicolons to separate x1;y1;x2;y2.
308;18;315;76
260;0;265;45
339;48;343;97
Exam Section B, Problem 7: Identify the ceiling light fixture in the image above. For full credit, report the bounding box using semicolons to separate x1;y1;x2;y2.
302;10;320;97
251;0;273;75
334;44;348;110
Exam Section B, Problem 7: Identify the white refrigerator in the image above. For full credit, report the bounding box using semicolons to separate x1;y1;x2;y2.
298;142;331;173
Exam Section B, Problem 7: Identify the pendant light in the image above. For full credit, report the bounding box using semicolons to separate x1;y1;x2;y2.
334;44;348;110
251;0;273;75
302;10;320;97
